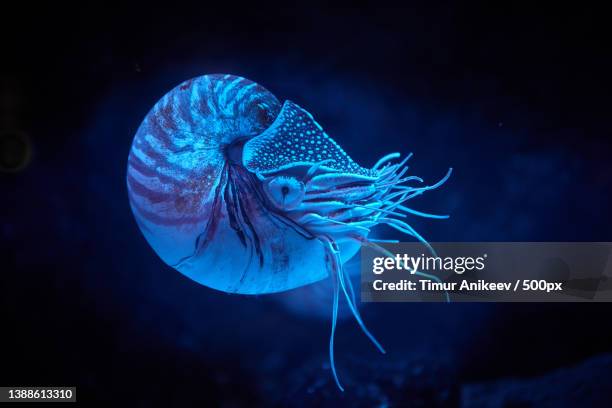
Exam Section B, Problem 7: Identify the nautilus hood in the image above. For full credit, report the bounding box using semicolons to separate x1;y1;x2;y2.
243;100;373;177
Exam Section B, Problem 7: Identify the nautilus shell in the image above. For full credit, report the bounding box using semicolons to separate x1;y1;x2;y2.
127;74;451;390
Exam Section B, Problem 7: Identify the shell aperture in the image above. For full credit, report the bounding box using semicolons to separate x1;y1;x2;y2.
127;74;452;391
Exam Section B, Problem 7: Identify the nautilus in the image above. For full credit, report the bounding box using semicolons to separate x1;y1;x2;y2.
127;74;451;390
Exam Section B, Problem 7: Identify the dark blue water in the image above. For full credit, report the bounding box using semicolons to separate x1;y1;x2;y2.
2;4;611;406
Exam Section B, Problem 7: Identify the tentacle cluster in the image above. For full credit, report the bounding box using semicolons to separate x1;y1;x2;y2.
368;153;453;254
291;152;452;248
290;153;453;390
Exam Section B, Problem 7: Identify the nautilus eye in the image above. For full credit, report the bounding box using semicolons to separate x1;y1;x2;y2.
264;176;305;210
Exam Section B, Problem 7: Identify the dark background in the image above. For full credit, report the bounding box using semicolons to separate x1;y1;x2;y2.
2;3;611;406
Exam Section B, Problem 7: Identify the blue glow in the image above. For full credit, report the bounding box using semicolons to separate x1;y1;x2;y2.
126;74;451;390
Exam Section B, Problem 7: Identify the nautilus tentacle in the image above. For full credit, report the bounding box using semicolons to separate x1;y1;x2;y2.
127;74;451;391
320;234;386;391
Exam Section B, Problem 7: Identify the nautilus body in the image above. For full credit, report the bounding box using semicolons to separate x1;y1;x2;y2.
127;74;451;390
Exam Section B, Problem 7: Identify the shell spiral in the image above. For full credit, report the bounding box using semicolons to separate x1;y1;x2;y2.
127;74;328;294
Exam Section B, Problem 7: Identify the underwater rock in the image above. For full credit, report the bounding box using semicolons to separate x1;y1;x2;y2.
461;353;612;408
276;352;458;407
